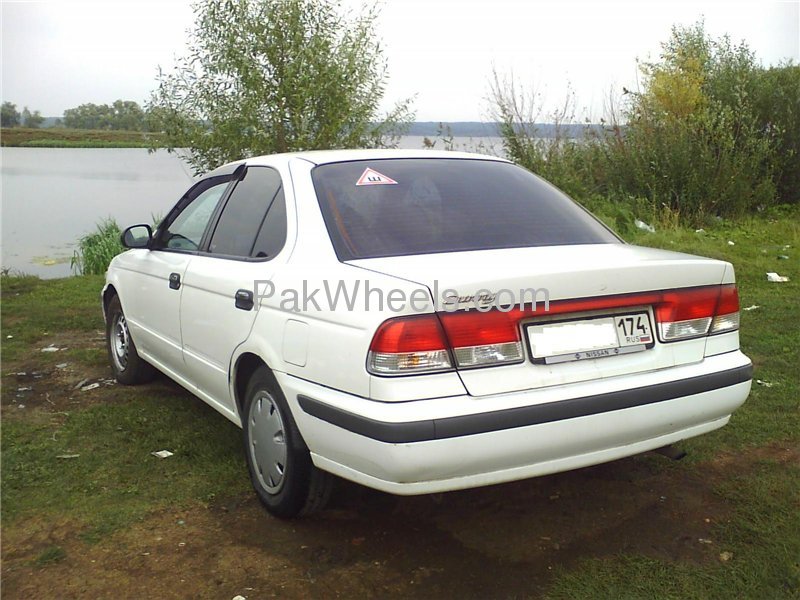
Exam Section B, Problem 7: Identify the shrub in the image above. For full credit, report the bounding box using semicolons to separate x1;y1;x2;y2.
491;22;795;226
71;219;124;276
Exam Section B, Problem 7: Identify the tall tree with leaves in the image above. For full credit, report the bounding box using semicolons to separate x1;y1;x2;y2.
21;106;45;128
148;0;412;174
617;23;778;218
1;102;21;127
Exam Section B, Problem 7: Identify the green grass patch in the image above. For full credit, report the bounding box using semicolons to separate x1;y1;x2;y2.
1;274;105;362
1;391;249;540
0;127;163;148
18;139;154;148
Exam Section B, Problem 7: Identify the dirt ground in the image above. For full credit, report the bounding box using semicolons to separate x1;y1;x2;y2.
2;338;795;599
3;459;745;599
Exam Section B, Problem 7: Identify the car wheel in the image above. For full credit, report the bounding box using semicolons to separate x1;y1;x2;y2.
106;295;155;385
243;366;333;518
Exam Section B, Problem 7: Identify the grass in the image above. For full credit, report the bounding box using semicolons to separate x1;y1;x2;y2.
1;212;798;595
2;391;248;542
34;546;67;567
1;271;248;540
71;219;124;275
0;127;163;148
1;274;106;362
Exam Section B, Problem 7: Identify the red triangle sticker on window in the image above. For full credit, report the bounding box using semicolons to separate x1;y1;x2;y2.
356;167;398;186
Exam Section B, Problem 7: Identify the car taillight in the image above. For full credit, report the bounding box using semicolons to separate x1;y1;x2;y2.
655;284;739;341
367;315;453;375
438;310;523;368
710;285;741;334
367;284;740;375
367;310;525;375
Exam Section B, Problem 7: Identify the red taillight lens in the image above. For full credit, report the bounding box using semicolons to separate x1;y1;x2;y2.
710;284;740;334
368;315;452;375
654;287;720;323
439;310;524;368
438;310;518;347
715;285;740;315
370;315;449;353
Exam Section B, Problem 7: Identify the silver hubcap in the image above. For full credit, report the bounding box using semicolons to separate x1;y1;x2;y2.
248;392;287;494
112;313;130;371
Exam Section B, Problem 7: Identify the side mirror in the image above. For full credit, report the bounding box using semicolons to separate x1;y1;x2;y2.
121;224;153;249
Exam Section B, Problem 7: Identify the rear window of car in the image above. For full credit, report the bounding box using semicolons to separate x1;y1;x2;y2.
311;158;619;260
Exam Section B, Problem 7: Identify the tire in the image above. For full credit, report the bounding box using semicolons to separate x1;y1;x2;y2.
105;295;155;385
243;366;333;518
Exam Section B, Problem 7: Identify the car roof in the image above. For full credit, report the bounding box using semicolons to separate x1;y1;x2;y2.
243;148;510;167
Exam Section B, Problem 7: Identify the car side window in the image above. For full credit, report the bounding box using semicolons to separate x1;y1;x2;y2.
162;181;229;251
208;166;287;259
251;188;287;259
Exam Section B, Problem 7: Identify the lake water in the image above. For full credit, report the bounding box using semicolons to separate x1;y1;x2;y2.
0;138;504;278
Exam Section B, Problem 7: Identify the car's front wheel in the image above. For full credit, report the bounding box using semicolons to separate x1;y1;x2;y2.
105;295;155;385
243;367;333;518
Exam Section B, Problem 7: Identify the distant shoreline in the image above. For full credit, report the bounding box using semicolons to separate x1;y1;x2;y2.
0;127;160;148
1;122;600;148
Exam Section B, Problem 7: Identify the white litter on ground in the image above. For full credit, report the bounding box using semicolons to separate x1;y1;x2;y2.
756;379;775;388
151;450;174;459
81;383;101;391
634;219;655;233
742;305;760;311
766;272;790;282
41;345;60;352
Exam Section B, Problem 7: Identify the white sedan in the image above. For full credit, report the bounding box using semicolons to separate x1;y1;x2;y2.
103;150;752;518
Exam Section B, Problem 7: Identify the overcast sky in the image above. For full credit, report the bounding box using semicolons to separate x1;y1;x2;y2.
1;0;798;121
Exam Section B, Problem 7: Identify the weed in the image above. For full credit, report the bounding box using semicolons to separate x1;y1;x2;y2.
34;546;67;567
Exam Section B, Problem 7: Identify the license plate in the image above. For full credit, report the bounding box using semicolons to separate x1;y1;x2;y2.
526;312;653;365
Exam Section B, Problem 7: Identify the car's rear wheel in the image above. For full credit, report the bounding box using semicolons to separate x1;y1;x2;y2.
243;366;333;518
106;295;155;385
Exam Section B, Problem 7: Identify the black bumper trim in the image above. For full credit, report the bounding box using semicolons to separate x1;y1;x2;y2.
297;363;752;444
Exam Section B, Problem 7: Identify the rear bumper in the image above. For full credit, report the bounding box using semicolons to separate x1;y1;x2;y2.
279;351;752;495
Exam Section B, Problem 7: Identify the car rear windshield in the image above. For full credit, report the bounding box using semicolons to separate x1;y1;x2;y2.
311;158;619;260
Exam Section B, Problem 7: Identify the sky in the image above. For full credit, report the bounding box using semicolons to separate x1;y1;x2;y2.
1;0;798;122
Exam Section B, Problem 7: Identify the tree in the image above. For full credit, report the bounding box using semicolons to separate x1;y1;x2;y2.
1;102;21;127
64;103;111;129
63;101;146;130
620;23;778;217
111;100;145;131
148;0;412;174
751;62;800;204
21;106;45;128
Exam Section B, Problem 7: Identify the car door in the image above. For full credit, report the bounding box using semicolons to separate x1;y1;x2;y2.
180;165;289;415
120;175;233;378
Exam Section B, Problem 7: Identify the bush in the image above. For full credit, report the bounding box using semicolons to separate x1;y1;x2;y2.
491;22;797;226
71;219;124;276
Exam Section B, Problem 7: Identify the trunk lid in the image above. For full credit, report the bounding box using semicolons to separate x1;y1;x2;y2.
350;244;732;396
